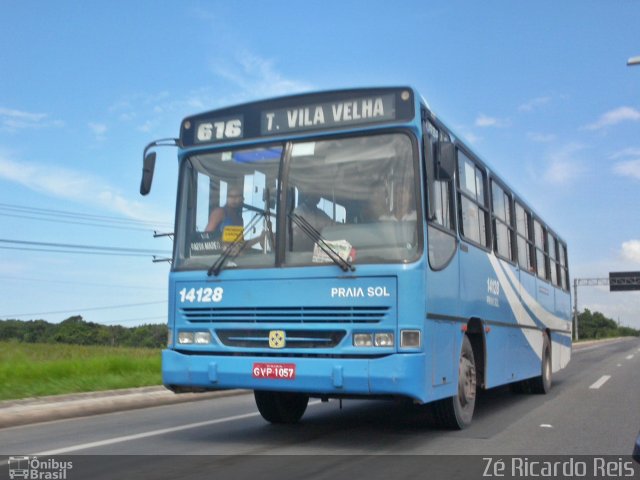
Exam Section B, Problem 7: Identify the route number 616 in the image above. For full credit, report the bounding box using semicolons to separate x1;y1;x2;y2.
197;119;242;141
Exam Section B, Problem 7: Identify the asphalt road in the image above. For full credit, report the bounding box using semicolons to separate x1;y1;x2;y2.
1;338;639;479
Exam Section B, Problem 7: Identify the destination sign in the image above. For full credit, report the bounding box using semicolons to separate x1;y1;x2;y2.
180;88;414;147
260;94;396;135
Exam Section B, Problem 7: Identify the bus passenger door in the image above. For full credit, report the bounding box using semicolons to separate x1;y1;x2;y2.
423;121;460;388
427;227;459;388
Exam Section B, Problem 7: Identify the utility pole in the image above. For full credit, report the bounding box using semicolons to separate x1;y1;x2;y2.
573;278;579;341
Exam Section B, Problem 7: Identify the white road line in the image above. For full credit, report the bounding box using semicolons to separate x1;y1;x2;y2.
32;411;260;456
626;354;634;360
589;375;611;390
30;400;322;456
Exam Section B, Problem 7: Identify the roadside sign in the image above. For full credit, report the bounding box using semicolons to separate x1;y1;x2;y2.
609;271;640;292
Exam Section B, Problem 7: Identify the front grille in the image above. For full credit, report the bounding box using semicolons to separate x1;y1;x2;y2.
216;329;346;349
182;306;389;324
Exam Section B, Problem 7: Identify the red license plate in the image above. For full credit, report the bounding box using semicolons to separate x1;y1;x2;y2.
252;363;296;380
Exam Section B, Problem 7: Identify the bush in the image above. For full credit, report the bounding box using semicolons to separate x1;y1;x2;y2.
0;317;166;348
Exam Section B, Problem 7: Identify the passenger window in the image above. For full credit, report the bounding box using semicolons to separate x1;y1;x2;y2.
548;234;559;286
491;181;515;261
515;202;534;272
457;151;489;248
533;220;547;279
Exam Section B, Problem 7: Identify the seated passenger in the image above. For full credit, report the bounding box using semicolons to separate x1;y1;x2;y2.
292;192;333;251
379;187;416;221
365;181;392;221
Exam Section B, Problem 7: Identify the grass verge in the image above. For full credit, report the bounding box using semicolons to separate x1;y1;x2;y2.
0;341;161;401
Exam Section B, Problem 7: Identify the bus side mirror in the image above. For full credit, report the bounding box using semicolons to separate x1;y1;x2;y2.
436;142;456;181
140;151;156;196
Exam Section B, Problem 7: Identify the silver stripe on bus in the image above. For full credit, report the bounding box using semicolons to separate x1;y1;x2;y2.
487;253;543;361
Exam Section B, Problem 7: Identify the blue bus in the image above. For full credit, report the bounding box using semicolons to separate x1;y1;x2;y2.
140;87;572;429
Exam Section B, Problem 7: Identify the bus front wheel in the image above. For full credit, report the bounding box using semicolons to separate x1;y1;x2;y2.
431;334;477;430
254;390;309;424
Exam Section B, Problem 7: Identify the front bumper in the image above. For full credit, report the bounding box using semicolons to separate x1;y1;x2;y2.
162;349;428;402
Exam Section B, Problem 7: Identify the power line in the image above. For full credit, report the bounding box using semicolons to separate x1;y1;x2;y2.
0;275;165;290
0;202;173;229
0;212;158;232
0;246;166;257
101;316;167;325
1;300;167;318
0;238;171;255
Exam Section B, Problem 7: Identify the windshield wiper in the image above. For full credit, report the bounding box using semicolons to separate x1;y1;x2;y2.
207;211;263;276
289;213;355;272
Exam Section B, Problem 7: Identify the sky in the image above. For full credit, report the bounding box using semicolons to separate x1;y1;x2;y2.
1;1;639;329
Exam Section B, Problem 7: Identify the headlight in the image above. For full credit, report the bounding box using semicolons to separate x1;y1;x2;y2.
194;331;212;344
354;332;395;347
178;331;212;345
178;331;194;344
374;333;394;347
353;333;373;347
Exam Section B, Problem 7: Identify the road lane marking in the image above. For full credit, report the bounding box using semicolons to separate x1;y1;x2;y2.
32;411;260;455
32;401;322;456
626;354;634;360
589;375;611;390
35;400;322;455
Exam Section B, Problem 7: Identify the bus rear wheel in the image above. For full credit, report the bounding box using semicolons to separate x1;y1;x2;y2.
528;335;552;394
254;390;309;424
510;334;552;394
431;335;477;430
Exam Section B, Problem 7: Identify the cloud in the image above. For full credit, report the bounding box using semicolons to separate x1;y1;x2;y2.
613;159;640;181
527;132;556;143
0;154;170;224
88;122;108;140
519;96;551;112
609;147;640;159
611;148;640;180
584;106;640;130
542;143;586;185
212;50;313;100
621;240;640;264
0;107;64;131
474;114;509;128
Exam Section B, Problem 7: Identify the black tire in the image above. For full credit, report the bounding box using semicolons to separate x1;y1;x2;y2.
254;390;309;424
528;334;552;394
431;335;477;430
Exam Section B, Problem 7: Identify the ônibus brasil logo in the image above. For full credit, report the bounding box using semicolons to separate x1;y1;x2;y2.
8;456;72;480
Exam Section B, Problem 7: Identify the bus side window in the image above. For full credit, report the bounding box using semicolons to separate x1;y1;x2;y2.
515;201;535;272
491;180;515;262
457;150;490;249
533;219;547;280
559;243;569;291
548;233;559;286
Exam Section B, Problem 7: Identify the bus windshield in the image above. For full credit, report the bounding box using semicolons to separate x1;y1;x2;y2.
173;132;420;271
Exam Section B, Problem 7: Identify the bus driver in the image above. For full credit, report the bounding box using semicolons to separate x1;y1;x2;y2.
205;186;244;237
